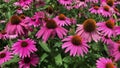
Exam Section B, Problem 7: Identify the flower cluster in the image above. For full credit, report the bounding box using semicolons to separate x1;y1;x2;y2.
0;0;120;68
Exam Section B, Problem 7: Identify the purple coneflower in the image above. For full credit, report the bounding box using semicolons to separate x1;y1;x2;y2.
36;19;68;42
53;14;71;26
5;15;28;36
99;5;112;17
101;0;115;7
101;36;114;45
62;35;90;56
0;46;13;65
19;54;39;68
89;5;101;14
96;57;116;68
12;38;37;58
97;19;117;38
76;19;101;42
31;11;45;27
15;0;33;7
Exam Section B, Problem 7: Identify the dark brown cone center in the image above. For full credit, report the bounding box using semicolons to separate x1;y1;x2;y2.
43;17;48;22
64;0;69;1
10;15;21;25
46;19;57;29
83;19;96;32
46;6;54;14
24;57;31;64
80;0;85;1
58;14;66;20
107;0;114;6
105;20;115;29
0;53;6;58
71;35;82;46
106;62;114;68
19;14;26;19
21;41;28;47
105;36;109;39
94;6;99;10
103;6;110;11
118;46;120;52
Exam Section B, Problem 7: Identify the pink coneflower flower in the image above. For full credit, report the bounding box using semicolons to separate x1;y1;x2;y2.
106;0;115;7
53;14;71;26
0;46;13;65
97;19;117;38
19;14;31;25
76;19;101;42
73;0;87;9
31;11;45;27
96;57;116;68
14;0;32;10
58;0;72;6
36;19;68;42
112;41;120;61
101;0;119;15
19;54;39;68
5;15;29;36
62;35;90;56
12;38;37;58
101;0;115;7
101;36;114;45
99;5;112;17
18;14;34;32
18;0;33;6
89;5;101;14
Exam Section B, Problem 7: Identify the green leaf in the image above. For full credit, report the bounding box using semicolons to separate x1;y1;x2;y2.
103;44;109;55
64;63;68;68
7;11;11;19
46;0;50;3
54;42;62;48
39;41;51;52
63;56;73;63
40;53;48;62
48;65;55;68
54;54;62;66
